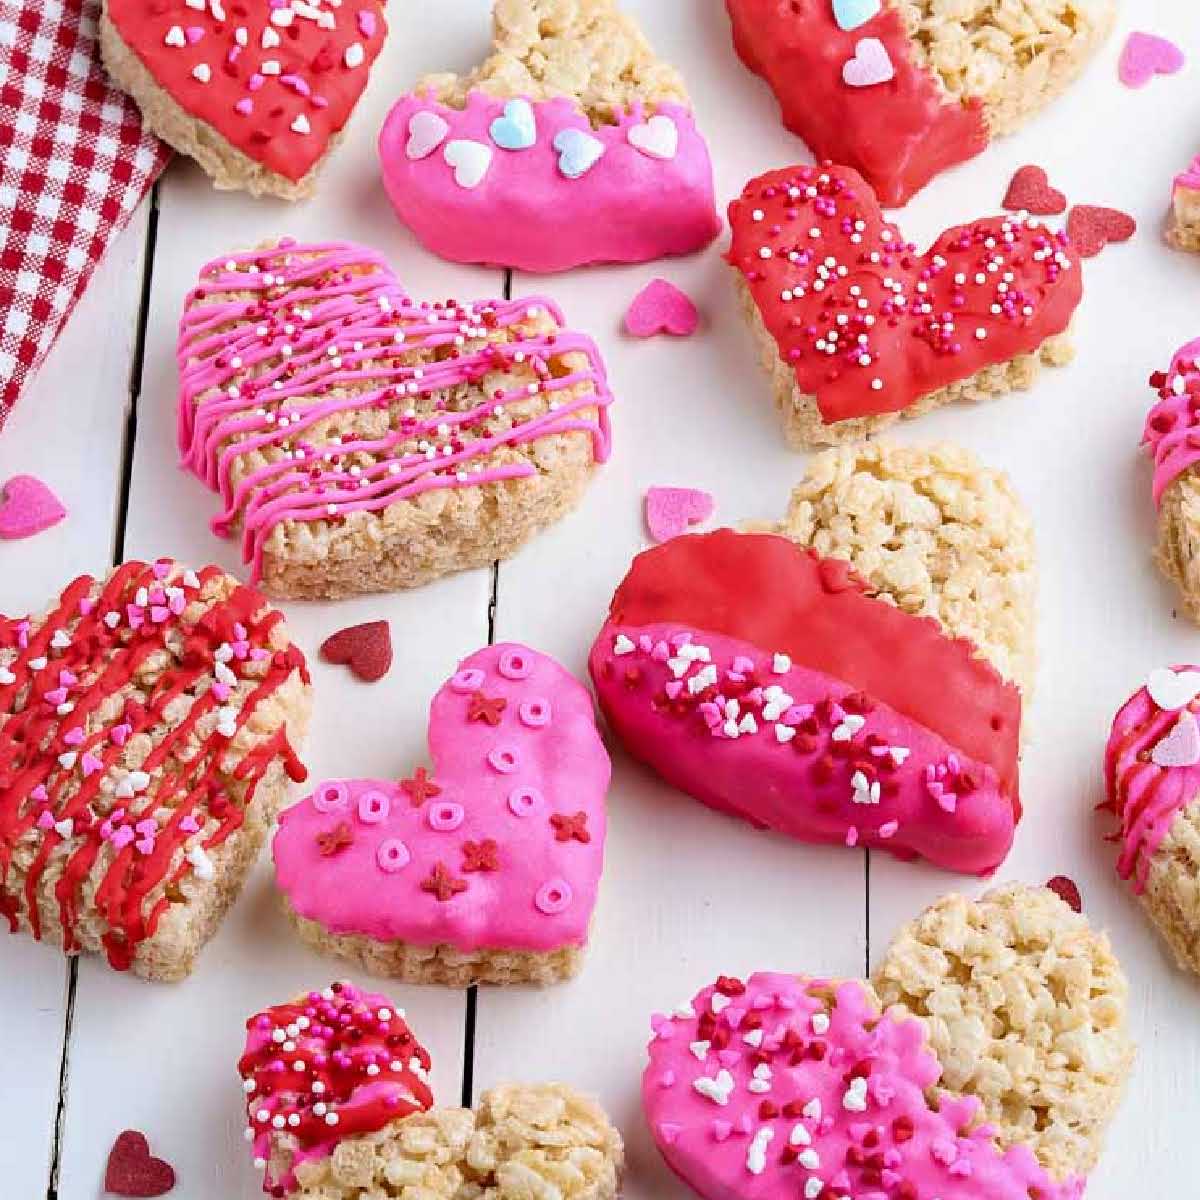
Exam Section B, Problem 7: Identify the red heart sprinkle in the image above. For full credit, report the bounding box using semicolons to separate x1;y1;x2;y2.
1045;875;1082;913
1066;206;1136;258
320;621;393;682
104;1130;176;1197
1002;165;1067;216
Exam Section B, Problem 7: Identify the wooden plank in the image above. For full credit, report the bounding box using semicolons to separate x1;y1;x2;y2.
54;5;502;1197
0;206;152;1197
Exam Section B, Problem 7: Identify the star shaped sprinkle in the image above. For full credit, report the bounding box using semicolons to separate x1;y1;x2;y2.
467;691;507;726
420;861;468;902
317;822;354;856
462;838;499;872
550;811;591;844
400;766;441;806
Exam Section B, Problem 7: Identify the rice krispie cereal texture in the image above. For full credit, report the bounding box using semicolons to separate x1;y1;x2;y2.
765;441;1037;696
0;561;311;982
416;0;689;122
1169;183;1200;254
288;1085;623;1200
1154;472;1200;624
895;0;1117;135
1134;799;1200;976
872;883;1134;1182
99;0;385;199
178;240;613;600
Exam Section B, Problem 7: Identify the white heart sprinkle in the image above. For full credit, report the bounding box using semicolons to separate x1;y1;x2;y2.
291;114;311;135
613;634;635;656
790;1123;812;1147
51;630;70;649
843;1076;869;1112
743;1028;764;1048
812;1012;830;1035
344;42;364;69
772;653;791;674
0;668;14;685
164;24;185;47
692;1070;734;1105
689;1040;710;1061
54;819;74;838
710;993;731;1014
443;139;492;189
628;113;678;160
192;63;211;83
1147;666;1200;712
802;1098;822;1120
775;724;796;744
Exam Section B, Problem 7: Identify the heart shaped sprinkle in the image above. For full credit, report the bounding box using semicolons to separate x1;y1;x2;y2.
444;138;492;188
489;98;537;150
320;621;393;683
832;0;882;31
1146;666;1200;712
553;127;605;179
842;37;894;87
0;474;66;539
104;1130;176;1197
625;279;699;338
1119;32;1185;89
628;114;679;160
645;488;715;544
406;110;449;159
1067;205;1136;258
1002;164;1067;215
1045;875;1082;913
1152;710;1200;768
274;644;610;977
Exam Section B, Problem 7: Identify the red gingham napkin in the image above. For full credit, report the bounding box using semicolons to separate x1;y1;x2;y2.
0;0;170;429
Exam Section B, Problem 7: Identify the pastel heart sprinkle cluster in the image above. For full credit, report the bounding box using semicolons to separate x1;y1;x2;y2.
1142;338;1200;507
238;981;434;1197
378;93;720;272
273;644;610;957
0;562;309;971
645;973;1081;1200
106;0;386;183
177;241;613;584
726;163;1082;426
1105;665;1200;891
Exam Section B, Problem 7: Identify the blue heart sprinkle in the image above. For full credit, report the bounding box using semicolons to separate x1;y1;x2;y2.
553;128;605;179
489;98;536;151
832;0;881;31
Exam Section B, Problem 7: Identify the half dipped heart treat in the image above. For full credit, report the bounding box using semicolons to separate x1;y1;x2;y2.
646;884;1133;1200
274;644;610;986
728;163;1082;447
177;239;614;599
1104;664;1200;976
591;443;1035;874
724;0;1114;206
0;560;312;981
99;0;386;199
240;981;623;1199
378;0;719;271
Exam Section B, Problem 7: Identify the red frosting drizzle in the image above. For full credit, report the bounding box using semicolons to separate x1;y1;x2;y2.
0;561;309;970
727;163;1082;426
107;0;387;183
604;530;1021;815
725;0;987;205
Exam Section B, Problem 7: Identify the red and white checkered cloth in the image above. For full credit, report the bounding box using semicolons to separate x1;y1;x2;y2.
0;0;170;429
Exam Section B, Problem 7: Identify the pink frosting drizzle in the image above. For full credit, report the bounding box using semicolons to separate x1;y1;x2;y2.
273;643;610;954
177;240;613;583
1174;155;1200;195
1144;338;1200;507
1104;666;1200;892
378;93;720;272
644;972;1083;1200
589;624;1013;875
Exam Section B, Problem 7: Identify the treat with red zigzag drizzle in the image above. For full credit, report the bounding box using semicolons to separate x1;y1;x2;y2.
0;560;311;980
178;239;613;599
589;531;1021;874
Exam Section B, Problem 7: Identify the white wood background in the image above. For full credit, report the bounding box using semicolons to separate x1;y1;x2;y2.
2;1;1199;1195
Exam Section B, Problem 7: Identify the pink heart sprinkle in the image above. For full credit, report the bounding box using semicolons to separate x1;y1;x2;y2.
711;1120;732;1142
112;827;135;850
179;815;201;834
135;837;156;856
624;279;700;338
1152;710;1200;767
63;727;84;746
36;810;55;830
664;680;683;700
0;475;66;540
645;486;715;544
842;36;895;87
1119;32;1185;88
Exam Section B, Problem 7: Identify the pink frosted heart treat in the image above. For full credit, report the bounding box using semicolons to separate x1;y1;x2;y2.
0;475;66;540
273;643;610;986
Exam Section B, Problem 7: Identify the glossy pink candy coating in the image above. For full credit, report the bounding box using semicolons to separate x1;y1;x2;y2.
644;972;1083;1200
378;93;720;272
273;643;610;953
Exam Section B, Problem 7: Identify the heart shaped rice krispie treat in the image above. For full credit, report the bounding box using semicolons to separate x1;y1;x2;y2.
378;0;720;272
645;884;1132;1200
99;0;386;199
727;162;1082;448
177;239;613;600
725;0;1115;206
0;559;311;981
590;442;1035;874
241;981;623;1199
274;643;610;987
1104;664;1200;976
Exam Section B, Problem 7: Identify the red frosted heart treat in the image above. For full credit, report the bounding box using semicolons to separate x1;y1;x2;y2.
1003;165;1068;216
320;621;392;683
727;163;1083;446
1067;205;1136;258
100;0;387;198
105;1130;176;1197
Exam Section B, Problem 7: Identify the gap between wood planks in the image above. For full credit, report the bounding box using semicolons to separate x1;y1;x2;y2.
43;183;162;1200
